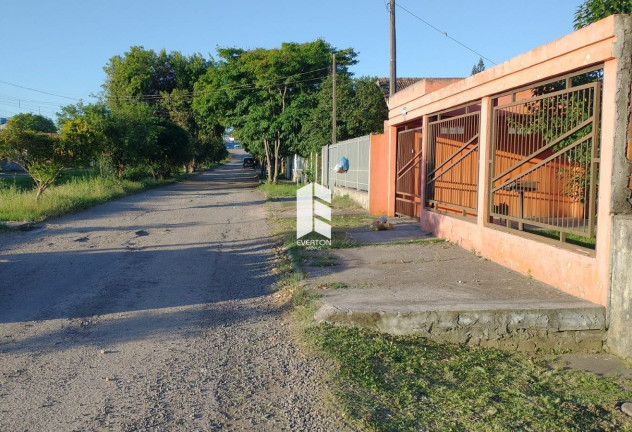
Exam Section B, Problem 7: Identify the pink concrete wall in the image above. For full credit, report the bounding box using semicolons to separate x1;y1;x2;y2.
369;133;390;216
379;16;625;306
387;125;398;217
420;212;606;305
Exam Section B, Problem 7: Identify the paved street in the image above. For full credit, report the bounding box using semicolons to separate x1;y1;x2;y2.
0;150;347;431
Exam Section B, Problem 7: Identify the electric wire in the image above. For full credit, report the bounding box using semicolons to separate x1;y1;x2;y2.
0;62;339;116
395;3;497;66
0;79;81;101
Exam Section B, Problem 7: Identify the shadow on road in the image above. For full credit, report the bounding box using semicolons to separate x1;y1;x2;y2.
0;149;284;354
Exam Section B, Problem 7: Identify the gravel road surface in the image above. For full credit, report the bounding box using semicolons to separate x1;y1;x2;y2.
0;150;349;431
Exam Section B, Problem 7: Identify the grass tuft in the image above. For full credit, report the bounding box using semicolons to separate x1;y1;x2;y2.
258;181;299;199
0;172;174;223
525;228;597;249
307;324;632;432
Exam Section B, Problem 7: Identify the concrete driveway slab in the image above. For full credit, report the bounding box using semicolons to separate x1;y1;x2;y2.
308;241;605;352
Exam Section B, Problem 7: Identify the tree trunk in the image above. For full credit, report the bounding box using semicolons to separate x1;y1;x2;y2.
263;138;272;183
35;185;45;201
273;134;281;184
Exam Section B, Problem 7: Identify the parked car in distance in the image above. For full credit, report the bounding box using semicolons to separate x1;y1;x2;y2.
242;157;258;168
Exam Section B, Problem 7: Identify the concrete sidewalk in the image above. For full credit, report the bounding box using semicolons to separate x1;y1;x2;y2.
340;216;433;245
306;224;606;352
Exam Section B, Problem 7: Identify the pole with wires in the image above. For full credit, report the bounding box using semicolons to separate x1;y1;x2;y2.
328;53;337;188
389;0;397;97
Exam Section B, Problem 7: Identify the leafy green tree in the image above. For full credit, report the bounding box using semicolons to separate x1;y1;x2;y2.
61;101;163;179
102;47;223;172
347;76;389;137
195;40;356;183
471;58;485;75
105;102;161;178
0;113;84;199
143;119;191;179
299;75;388;158
102;46;160;108
57;103;106;164
299;74;353;157
8;113;57;133
574;0;632;29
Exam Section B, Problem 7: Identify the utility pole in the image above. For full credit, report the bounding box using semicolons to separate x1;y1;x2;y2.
389;0;397;97
328;53;337;188
332;53;337;145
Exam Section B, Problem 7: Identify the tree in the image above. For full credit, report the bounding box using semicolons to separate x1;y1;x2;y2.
574;0;632;29
471;58;485;75
347;76;389;137
0;114;82;199
57;103;106;164
298;75;388;158
102;47;224;173
141;119;191;179
195;40;356;183
299;74;354;157
8;113;57;133
102;46;160;109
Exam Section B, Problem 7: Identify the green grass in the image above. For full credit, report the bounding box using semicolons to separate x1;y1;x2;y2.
525;228;597;250
307;254;339;267
0;173;35;191
258;181;299;199
0;173;174;222
331;193;362;210
306;324;632;432
0;169;105;192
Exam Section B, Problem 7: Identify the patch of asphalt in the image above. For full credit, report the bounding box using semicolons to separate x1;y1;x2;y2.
0;150;352;431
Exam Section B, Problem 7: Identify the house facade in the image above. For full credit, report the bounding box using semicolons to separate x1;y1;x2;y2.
369;15;632;357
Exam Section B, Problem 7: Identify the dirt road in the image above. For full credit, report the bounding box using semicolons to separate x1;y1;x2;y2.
0;151;347;431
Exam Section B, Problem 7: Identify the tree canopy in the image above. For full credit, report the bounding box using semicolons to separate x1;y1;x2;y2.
194;40;360;182
2;39;389;196
0;113;89;198
7;112;57;133
92;46;227;177
192;40;388;183
573;0;632;29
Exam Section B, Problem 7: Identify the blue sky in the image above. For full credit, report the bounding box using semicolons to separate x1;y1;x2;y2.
0;0;582;119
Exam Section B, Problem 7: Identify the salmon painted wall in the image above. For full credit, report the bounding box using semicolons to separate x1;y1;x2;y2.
420;212;606;305
369;132;390;216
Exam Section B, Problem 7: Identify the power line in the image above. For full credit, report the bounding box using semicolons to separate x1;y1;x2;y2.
0;79;82;101
0;93;68;107
395;3;497;66
0;64;336;111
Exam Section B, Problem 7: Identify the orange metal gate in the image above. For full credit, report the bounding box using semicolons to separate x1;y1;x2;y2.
426;106;480;217
395;127;423;218
490;77;600;240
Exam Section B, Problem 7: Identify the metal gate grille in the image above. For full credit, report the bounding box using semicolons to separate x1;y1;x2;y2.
396;127;423;218
490;78;601;241
426;107;480;216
